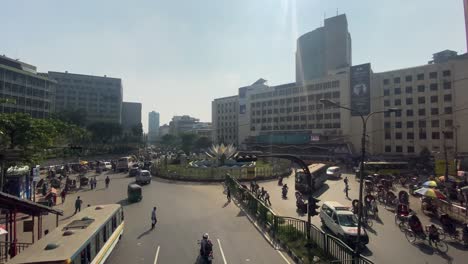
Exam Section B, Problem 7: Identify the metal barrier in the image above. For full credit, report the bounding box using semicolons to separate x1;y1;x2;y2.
0;241;31;263
436;199;468;223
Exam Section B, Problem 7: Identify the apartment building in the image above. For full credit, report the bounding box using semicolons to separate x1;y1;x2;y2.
212;95;239;145
0;55;55;118
121;102;142;135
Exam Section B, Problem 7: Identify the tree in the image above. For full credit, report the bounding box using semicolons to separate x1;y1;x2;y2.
87;122;122;144
180;133;197;154
194;136;212;151
418;147;434;173
160;134;179;147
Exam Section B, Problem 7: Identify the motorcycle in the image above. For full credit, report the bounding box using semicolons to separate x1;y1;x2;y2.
278;176;283;186
296;199;307;214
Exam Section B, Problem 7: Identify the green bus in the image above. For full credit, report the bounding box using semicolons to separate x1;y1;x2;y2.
355;161;410;179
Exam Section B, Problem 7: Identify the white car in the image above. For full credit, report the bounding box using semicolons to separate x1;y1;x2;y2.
104;162;112;171
136;170;152;185
326;166;342;178
319;201;369;246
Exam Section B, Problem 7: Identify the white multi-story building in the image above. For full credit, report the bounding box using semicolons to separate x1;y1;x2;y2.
212;95;239;145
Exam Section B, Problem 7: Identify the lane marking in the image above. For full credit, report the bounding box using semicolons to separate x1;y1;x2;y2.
217;238;228;264
153;245;160;264
277;250;291;264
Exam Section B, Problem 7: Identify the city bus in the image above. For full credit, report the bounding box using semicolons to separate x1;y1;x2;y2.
295;163;329;193
8;204;124;264
355;161;410;179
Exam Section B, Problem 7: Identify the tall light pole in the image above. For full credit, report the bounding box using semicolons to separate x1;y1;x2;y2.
320;98;399;256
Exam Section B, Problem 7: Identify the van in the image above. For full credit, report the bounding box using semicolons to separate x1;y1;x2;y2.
136;170;151;185
326;166;342;178
117;157;134;172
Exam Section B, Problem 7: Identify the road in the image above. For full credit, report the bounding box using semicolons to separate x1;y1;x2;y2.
261;173;467;264
28;170;292;264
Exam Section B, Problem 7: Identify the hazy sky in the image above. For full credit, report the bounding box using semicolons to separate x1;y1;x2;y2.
2;0;466;131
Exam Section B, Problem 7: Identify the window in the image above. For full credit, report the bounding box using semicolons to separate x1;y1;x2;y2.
430;96;438;103
444;107;452;114
384;112;390;118
405;76;412;82
394;99;401;106
394;87;401;94
445;120;453;127
407;146;415;153
418;97;425;104
385;146;391;152
396;121;402;128
432;132;440;139
417;85;425;92
430;83;438;91
383;79;390;85
395;132;402;139
406;109;413;116
419;132;427;139
384;122;391;128
429;72;438;79
406;98;413;105
417;73;424;80
443;82;452;89
385;131;391;139
384;100;390;107
419;120;426;127
431;120;439;128
396;146;403;152
442;70;451;77
407;132;414;139
405;86;413;93
444;131;453;139
431;108;439;115
395;110;402;117
418;109;426;116
333;112;340;119
394;77;401;84
407;121;414;128
384;89;390;96
444;94;452;102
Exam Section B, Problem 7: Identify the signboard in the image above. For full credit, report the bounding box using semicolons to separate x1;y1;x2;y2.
350;63;371;116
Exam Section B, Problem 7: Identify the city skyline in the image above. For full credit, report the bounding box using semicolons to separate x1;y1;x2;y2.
1;0;465;130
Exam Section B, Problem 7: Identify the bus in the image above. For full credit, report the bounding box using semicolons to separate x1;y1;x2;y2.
295;163;329;193
355;161;410;179
117;156;135;172
8;204;124;264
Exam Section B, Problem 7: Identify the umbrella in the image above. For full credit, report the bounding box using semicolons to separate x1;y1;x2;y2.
415;187;446;199
422;181;437;188
0;225;7;235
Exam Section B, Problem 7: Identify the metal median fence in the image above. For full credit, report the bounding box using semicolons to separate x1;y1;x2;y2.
225;174;374;264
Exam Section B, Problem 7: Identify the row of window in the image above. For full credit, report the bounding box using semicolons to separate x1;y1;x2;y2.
251;81;340;100
385;119;453;129
252;104;339;116
217;115;236;121
384;131;453;140
0;81;51;98
0;69;49;87
384;107;452;117
251;92;340;108
1;107;49;118
384;82;452;96
252;112;340;124
384;94;452;107
385;145;415;153
383;70;451;85
251;123;341;131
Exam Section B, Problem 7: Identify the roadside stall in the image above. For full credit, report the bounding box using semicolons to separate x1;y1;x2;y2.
3;166;30;199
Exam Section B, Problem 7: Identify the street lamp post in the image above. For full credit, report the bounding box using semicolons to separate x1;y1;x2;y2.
320;99;399;257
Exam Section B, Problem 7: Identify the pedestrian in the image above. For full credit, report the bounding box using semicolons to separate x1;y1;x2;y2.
260;187;266;199
60;189;66;203
151;207;157;229
105;176;110;189
74;196;82;214
265;191;271;206
226;187;231;201
344;176;350;198
250;181;254;192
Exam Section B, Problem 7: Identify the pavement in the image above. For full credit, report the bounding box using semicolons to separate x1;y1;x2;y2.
257;172;468;264
10;170;293;264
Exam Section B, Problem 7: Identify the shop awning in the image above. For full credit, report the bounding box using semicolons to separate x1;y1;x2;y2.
0;191;63;216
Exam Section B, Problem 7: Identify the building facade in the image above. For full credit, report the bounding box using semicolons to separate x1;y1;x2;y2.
0;55;55;118
169;115;200;135
148;111;160;142
121;102;142;135
159;124;170;137
48;71;122;124
296;14;351;84
212;95;239;145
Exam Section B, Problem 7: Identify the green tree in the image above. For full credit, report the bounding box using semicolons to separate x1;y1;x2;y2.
87;122;122;144
180;133;197;154
160;134;179;148
194;136;212;151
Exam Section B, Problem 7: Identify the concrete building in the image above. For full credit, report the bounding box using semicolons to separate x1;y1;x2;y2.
148;111;160;142
296;14;351;84
191;122;213;139
121;102;142;135
48;71;122;124
159;124;170;137
0;55;55;118
212;95;239;145
372;51;468;159
169;115;200;135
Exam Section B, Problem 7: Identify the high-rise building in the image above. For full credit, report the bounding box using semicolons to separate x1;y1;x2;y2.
148;111;160;142
121;102;142;135
296;14;351;84
0;55;55;118
212;95;239;145
48;71;122;124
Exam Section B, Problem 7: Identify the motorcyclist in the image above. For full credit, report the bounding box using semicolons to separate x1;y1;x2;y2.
278;175;283;186
200;233;213;261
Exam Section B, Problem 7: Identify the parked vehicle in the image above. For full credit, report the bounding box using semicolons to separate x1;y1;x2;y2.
320;201;369;246
326;166;342;178
136;170;152;185
128;183;142;202
104;161;112;170
117;156;135;172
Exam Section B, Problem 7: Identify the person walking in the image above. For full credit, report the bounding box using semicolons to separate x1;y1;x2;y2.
265;191;271;206
60;189;66;204
226;187;231;201
151;207;157;229
105;176;110;189
74;196;83;214
344;176;350;198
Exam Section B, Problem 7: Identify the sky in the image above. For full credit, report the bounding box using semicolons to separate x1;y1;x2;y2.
2;0;466;131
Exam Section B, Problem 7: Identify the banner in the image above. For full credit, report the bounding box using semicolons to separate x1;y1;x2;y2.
350;63;371;115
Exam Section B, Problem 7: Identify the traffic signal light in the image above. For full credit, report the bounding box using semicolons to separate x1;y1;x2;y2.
309;197;320;216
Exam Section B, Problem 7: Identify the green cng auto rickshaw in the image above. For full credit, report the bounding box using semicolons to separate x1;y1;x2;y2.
127;183;142;203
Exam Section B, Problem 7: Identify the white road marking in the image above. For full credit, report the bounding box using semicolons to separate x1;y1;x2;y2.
217;238;228;264
277;250;291;264
153;245;160;264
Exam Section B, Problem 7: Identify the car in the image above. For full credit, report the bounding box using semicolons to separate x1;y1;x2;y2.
136;170;152;185
319;201;369;246
104;162;112;171
129;167;140;177
326;166;342;178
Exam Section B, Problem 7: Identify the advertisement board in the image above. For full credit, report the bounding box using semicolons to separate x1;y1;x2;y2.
350;63;371;115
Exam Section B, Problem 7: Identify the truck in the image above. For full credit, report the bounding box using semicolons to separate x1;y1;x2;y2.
117;156;135;172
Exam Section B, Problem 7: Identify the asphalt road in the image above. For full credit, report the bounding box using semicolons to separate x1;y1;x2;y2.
46;171;292;264
261;173;467;264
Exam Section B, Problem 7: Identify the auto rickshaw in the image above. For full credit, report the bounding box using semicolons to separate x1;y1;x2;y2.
128;183;142;203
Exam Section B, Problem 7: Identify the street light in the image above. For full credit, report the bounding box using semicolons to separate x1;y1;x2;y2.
319;98;399;256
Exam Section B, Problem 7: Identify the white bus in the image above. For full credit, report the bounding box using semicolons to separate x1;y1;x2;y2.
8;204;124;264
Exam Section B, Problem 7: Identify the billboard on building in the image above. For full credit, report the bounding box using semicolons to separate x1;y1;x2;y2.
350;63;371;116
